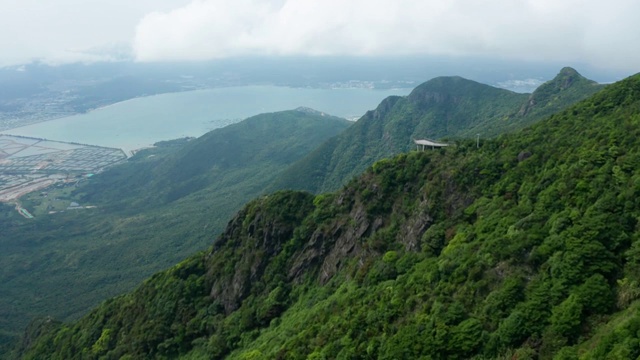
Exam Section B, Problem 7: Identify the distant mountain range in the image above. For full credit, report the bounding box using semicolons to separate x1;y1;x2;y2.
0;58;617;131
270;67;602;193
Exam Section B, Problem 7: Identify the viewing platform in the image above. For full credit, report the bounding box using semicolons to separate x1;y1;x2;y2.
413;138;449;150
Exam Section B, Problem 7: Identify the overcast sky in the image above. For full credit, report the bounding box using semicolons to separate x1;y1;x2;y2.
1;0;638;72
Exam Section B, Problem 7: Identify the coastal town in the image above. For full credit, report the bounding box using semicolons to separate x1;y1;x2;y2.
0;134;127;212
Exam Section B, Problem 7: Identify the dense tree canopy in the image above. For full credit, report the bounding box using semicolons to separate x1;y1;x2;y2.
16;73;640;359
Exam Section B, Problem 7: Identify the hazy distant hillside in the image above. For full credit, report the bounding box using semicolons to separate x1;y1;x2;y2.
76;108;350;209
0;62;190;130
1;59;613;131
18;72;640;359
0;109;350;354
271;67;603;193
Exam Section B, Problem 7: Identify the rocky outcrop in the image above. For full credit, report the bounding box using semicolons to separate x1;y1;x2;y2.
209;151;475;312
398;199;434;251
289;199;383;285
207;191;315;313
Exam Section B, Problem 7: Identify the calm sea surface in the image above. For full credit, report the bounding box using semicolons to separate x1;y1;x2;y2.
4;86;410;152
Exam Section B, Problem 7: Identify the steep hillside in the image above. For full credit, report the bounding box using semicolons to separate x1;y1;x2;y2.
0;109;350;354
271;67;602;193
19;73;640;359
75;107;350;209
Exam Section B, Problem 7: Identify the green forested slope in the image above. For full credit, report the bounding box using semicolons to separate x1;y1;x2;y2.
75;108;350;209
19;73;640;359
271;67;602;193
0;109;350;355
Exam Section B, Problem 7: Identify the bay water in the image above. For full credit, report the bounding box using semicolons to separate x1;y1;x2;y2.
4;86;410;153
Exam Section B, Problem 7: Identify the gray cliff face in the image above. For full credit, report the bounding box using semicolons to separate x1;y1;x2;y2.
207;192;315;314
289;195;381;285
205;152;476;314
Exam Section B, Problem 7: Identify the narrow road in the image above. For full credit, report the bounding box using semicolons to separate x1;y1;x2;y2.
14;203;34;219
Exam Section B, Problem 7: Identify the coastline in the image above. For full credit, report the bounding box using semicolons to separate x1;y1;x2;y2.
1;85;411;132
1;85;412;155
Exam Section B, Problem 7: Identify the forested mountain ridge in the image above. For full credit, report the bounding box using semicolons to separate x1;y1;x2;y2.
75;108;350;209
516;66;602;123
270;67;603;194
0;109;350;356
18;73;640;359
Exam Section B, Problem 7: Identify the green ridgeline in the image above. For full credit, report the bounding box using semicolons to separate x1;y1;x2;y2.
17;72;640;359
271;67;603;194
0;109;350;355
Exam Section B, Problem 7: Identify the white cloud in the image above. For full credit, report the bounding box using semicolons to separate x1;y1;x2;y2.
0;0;191;66
0;0;637;70
133;0;640;71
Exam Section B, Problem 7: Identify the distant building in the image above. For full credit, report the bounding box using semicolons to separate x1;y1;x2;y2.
413;138;449;150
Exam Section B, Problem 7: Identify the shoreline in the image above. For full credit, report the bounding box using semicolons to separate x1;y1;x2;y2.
1;85;412;155
2;84;412;132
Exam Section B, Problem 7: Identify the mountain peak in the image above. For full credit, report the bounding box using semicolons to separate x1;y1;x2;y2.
414;75;479;90
558;66;580;77
294;106;323;115
519;67;602;117
551;66;593;90
558;66;582;76
408;75;513;105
